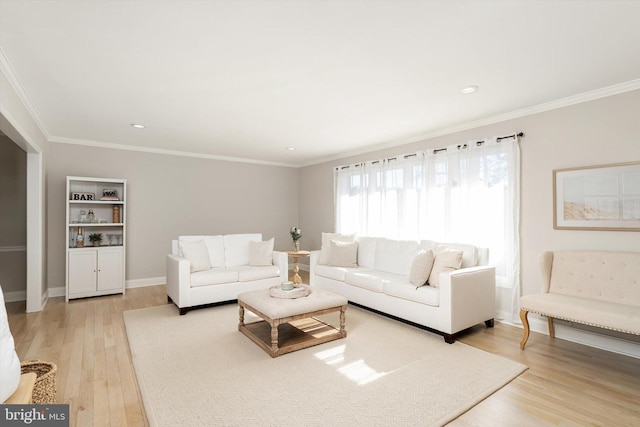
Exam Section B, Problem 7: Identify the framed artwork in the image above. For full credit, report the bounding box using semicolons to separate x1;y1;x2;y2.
553;161;640;231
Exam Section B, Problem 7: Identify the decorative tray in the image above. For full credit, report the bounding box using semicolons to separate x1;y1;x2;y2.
269;284;311;299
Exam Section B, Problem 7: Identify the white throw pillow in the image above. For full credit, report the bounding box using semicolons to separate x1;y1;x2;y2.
319;232;356;265
249;238;274;266
428;246;463;288
179;240;212;273
409;250;435;288
326;240;358;268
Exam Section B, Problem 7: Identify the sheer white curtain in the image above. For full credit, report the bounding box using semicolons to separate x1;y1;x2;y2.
335;137;521;321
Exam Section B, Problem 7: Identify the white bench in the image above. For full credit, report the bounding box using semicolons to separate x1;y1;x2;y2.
519;250;640;349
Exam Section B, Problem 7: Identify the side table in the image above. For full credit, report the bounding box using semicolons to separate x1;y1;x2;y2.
287;250;310;284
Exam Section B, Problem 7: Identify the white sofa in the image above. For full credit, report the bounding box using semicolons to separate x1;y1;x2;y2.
167;234;288;315
519;250;640;349
310;235;496;343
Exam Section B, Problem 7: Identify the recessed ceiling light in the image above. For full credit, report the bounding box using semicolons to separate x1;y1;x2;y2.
130;123;145;129
286;147;296;151
460;85;479;94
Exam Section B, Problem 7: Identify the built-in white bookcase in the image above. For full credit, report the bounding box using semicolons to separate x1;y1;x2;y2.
65;176;126;300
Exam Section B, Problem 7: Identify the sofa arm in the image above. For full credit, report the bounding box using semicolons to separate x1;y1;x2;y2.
166;254;191;308
439;266;496;332
273;251;288;282
309;250;321;286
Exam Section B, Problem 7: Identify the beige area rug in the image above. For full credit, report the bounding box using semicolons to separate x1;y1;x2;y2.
124;303;527;427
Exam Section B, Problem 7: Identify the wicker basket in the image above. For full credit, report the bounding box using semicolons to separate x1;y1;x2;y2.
20;360;57;404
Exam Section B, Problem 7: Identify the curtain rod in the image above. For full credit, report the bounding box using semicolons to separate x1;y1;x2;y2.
497;132;524;141
336;132;524;170
433;132;524;154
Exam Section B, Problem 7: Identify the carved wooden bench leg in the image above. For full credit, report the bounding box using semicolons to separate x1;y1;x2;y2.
547;316;555;338
270;320;280;357
519;309;530;350
238;305;245;331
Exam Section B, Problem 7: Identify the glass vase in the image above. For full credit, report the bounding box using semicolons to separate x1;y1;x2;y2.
293;240;300;252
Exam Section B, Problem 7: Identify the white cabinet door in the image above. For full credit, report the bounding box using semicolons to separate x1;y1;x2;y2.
97;247;123;291
68;250;98;295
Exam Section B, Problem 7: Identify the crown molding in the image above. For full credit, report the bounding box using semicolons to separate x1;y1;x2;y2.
3;40;639;170
49;136;298;168
0;47;51;141
300;79;640;167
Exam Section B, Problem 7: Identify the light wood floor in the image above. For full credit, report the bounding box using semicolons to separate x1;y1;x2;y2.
6;281;640;426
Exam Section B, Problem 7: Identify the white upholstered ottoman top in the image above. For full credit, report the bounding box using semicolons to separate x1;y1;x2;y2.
238;287;347;319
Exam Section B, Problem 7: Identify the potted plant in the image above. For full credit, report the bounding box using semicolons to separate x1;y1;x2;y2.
89;233;103;247
289;226;302;252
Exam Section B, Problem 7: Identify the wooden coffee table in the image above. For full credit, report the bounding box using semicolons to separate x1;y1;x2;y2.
238;287;347;358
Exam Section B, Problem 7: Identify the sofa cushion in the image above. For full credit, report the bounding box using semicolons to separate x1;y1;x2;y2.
409;250;435;288
374;238;419;275
314;264;363;282
356;236;378;268
383;281;440;307
224;234;262;267
233;265;280;282
190;268;239;287
344;270;388;293
319;233;356;264
249;238;274;266
178;240;212;273
428;246;463;288
179;235;225;267
327;240;358;267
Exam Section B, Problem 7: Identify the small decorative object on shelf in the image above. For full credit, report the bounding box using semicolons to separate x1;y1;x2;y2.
87;209;95;223
70;192;95;201
100;188;119;201
290;226;302;252
89;233;103;247
112;205;121;224
76;227;84;247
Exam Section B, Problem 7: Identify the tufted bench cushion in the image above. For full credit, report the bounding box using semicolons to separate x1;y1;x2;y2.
238;287;347;319
519;250;640;349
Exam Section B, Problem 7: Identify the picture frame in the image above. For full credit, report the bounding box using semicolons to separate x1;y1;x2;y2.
553;161;640;231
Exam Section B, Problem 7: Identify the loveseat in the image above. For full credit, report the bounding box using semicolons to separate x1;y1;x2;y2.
167;234;288;315
309;234;496;343
519;250;640;349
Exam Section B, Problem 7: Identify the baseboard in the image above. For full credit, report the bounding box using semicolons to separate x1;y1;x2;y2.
48;287;66;298
506;315;640;359
2;290;26;303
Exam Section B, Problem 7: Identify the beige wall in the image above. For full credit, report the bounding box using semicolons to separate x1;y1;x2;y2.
46;144;299;289
299;89;640;300
0;136;27;293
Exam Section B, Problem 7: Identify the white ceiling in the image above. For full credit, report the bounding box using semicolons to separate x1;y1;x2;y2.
1;1;640;167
